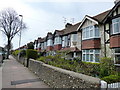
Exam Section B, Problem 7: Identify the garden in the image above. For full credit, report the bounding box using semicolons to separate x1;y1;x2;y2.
12;49;120;84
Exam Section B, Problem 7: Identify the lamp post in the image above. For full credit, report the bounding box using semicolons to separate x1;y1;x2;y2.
18;15;23;60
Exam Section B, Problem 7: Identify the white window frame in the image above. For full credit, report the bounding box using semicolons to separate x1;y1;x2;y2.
82;49;100;63
112;48;120;65
47;39;53;46
112;17;120;34
82;25;100;40
54;36;62;45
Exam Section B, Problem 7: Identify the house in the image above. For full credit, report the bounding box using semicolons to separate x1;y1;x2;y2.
58;23;81;59
15;0;120;64
103;0;120;64
53;30;63;51
77;10;110;62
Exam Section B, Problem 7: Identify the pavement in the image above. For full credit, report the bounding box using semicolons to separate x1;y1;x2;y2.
2;55;50;88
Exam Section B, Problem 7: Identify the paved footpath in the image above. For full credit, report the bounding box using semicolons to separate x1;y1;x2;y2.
2;55;50;88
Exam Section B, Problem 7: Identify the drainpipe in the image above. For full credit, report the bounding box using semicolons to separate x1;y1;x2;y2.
104;24;106;57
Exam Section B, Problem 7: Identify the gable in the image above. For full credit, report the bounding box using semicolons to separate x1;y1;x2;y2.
77;15;98;31
81;19;97;29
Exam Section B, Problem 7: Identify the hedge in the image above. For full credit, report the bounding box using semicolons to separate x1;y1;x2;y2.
101;75;120;83
26;49;37;59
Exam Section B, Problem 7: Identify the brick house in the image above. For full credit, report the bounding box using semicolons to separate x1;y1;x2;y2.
59;23;81;59
17;0;120;64
103;0;120;64
77;10;110;62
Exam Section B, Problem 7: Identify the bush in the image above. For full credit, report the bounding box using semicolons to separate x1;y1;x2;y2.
100;57;115;78
12;50;20;56
26;49;38;59
37;55;100;77
79;62;100;77
20;50;26;57
101;75;120;83
37;56;46;62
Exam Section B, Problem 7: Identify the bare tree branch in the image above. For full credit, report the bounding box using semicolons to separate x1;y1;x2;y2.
0;8;27;58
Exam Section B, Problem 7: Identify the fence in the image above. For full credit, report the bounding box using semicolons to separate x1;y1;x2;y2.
101;80;120;89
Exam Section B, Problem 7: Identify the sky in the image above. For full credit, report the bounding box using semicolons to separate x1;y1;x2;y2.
0;0;115;49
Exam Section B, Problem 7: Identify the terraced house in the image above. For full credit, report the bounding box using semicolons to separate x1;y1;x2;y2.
103;0;120;65
19;0;120;64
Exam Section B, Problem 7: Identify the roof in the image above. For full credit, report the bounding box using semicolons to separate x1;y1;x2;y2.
40;37;46;42
62;22;81;35
103;1;120;23
61;47;80;52
77;9;111;30
92;9;111;23
54;30;64;36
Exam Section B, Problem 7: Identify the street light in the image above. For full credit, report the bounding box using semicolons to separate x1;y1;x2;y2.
18;15;23;60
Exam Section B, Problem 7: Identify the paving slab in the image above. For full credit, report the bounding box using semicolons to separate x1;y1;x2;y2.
2;55;50;88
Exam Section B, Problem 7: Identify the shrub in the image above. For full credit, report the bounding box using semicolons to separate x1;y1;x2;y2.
100;57;115;78
101;75;120;83
26;49;37;59
12;50;20;56
79;62;100;77
37;56;46;62
37;55;100;77
19;50;26;57
27;42;34;49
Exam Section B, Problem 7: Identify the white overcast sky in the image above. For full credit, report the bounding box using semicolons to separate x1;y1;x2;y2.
0;0;115;49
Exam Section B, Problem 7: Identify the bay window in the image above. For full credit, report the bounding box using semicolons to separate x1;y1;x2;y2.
62;36;68;47
47;39;53;46
82;49;100;62
112;17;120;34
44;42;47;49
82;25;100;40
54;37;62;45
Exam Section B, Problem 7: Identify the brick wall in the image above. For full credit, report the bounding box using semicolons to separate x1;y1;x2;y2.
82;39;101;49
46;46;53;51
110;35;120;48
29;59;101;88
54;44;62;50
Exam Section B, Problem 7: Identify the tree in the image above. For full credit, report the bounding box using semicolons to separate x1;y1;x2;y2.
0;8;27;59
4;43;13;52
27;42;34;49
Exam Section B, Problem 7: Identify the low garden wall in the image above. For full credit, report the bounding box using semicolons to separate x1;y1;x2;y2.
28;59;101;88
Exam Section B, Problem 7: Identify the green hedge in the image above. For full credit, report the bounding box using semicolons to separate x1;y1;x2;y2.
101;75;120;83
100;57;115;78
26;49;37;59
12;50;20;56
20;50;26;57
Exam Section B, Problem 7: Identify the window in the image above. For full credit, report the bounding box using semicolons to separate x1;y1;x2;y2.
72;34;77;41
113;48;120;64
54;37;62;45
82;49;100;62
44;42;47;49
82;25;99;40
112;17;120;34
47;39;53;46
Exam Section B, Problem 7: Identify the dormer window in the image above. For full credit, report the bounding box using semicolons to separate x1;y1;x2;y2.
112;17;120;34
82;25;100;40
